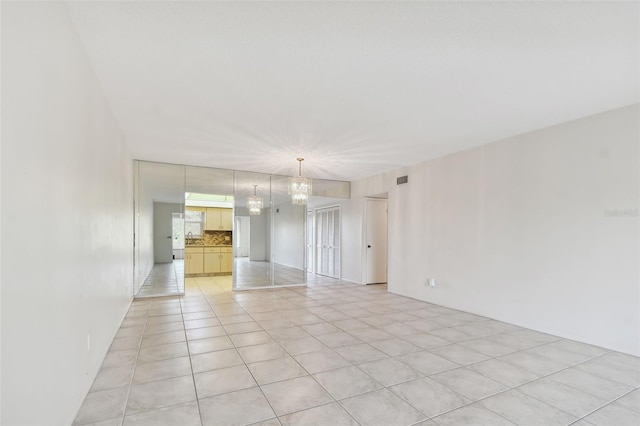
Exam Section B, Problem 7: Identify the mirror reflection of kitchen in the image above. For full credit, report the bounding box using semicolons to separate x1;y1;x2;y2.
184;192;234;290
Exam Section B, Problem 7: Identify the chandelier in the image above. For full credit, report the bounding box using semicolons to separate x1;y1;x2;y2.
288;158;312;205
246;185;263;215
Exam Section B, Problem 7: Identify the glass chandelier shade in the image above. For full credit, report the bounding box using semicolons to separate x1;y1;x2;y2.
246;185;263;215
288;158;312;205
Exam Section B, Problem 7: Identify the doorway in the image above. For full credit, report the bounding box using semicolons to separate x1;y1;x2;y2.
154;202;182;263
172;213;185;259
365;197;388;284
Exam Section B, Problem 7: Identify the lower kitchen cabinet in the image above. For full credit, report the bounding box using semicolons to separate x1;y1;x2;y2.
185;247;204;274
220;247;233;273
204;247;233;274
204;248;220;273
187;246;232;275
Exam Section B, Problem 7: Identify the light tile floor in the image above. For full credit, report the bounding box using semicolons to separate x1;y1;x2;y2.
235;258;307;289
74;275;640;426
137;260;185;297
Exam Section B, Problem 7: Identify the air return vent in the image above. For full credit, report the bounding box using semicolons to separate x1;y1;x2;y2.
397;175;408;185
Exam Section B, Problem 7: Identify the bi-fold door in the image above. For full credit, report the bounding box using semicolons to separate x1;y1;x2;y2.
315;206;340;278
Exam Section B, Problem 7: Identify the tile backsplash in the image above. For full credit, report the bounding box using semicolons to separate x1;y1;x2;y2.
187;230;232;246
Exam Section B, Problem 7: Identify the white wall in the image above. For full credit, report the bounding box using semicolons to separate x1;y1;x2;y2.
344;105;640;356
273;203;305;270
248;208;269;261
1;3;134;424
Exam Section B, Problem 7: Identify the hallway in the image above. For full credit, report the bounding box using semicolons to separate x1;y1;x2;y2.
74;280;639;426
137;260;185;297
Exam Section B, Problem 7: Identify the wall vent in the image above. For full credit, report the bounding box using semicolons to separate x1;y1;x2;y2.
397;175;408;185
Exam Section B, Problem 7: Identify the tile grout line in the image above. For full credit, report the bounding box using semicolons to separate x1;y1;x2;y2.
73;309;149;425
249;314;368;425
250;291;433;424
117;304;150;426
219;279;366;424
178;294;206;426
199;279;282;425
418;350;618;424
123;299;188;417
86;277;638;426
501;351;636;419
566;386;640;425
184;282;630;425
280;307;621;423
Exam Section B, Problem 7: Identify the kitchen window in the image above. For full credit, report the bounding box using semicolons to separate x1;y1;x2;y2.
185;210;205;237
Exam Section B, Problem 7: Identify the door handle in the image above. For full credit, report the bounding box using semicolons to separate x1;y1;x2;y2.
367;245;371;248
166;236;172;239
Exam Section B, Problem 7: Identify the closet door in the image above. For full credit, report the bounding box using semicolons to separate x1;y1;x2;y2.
316;206;340;278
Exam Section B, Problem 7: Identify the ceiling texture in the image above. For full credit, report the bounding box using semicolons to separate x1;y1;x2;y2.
67;1;639;182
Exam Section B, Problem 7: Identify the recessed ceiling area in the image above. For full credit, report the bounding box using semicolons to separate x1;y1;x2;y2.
67;1;639;181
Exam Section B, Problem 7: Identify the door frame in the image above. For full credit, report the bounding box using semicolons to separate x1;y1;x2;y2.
363;196;388;285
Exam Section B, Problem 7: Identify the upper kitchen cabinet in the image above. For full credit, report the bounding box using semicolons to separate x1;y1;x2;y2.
220;208;233;230
205;207;233;231
186;206;206;213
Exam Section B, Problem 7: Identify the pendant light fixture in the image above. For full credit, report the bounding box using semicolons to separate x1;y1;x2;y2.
246;184;263;215
288;158;312;205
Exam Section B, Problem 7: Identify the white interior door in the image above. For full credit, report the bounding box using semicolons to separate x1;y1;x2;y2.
316;206;340;278
172;213;185;259
365;198;388;284
154;202;179;263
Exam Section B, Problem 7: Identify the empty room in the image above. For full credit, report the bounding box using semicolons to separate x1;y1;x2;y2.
1;1;638;426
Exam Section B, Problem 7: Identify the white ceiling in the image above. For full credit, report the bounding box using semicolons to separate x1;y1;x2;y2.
67;1;638;182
